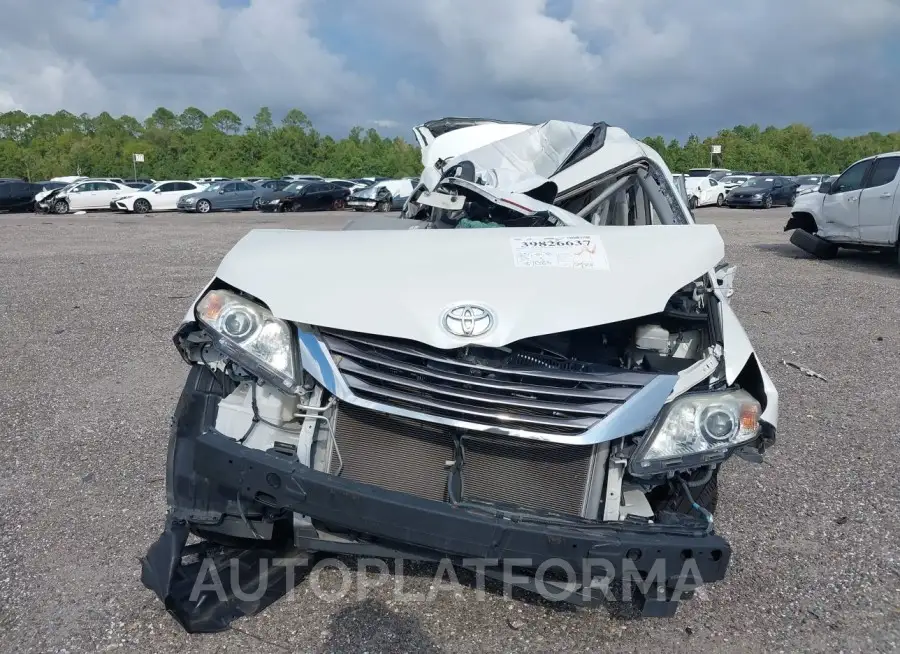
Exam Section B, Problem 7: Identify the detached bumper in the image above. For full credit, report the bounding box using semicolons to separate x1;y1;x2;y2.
142;427;733;631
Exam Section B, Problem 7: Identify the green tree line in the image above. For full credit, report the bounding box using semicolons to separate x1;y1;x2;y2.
641;124;900;176
0;107;423;181
1;107;898;181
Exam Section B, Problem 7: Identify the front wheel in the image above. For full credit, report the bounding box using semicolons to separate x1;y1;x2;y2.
763;195;773;209
716;194;725;207
252;197;261;210
688;196;698;210
133;198;151;214
196;199;211;213
331;198;346;210
787;194;796;207
53;199;69;214
378;200;391;212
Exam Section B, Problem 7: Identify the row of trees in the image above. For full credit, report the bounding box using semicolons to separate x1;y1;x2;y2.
0;107;897;181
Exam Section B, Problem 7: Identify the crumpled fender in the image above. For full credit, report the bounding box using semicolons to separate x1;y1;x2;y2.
715;288;779;428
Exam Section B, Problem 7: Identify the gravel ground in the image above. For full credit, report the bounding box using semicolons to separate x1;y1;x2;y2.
0;207;898;653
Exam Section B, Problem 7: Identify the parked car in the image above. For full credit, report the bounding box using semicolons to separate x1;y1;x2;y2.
687;168;731;181
0;180;40;212
257;180;313;208
141;117;778;628
49;176;89;184
259;180;350;212
725;176;799;209
719;175;752;193
36;179;134;214
793;174;832;197
784;153;900;263
177;180;266;213
112;180;206;213
684;176;727;209
347;178;416;211
195;177;231;184
281;174;325;182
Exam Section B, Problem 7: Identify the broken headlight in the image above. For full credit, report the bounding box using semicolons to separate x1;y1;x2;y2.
630;390;760;476
195;289;298;392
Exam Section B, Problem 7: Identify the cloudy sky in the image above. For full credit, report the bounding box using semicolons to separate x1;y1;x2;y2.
1;0;898;140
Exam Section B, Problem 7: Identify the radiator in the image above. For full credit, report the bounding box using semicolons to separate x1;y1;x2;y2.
329;402;596;517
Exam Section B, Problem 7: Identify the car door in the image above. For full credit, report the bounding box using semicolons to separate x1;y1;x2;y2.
233;182;255;208
771;178;784;203
89;182;123;208
820;159;874;241
151;182;181;210
66;182;94;210
298;183;323;210
218;182;239;208
857;155;900;244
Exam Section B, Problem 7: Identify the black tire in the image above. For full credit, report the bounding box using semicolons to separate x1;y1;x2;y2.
688;196;698;210
53;199;69;214
653;469;719;515
133;198;151;214
167;365;289;547
789;227;838;259
252;197;261;210
763;195;773;209
196;199;211;213
378;200;391;212
787;194;795;207
716;194;724;207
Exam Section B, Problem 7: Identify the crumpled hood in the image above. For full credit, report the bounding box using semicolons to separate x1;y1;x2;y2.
212;225;725;349
352;185;384;199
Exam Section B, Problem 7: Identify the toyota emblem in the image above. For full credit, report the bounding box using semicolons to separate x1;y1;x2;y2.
441;304;494;337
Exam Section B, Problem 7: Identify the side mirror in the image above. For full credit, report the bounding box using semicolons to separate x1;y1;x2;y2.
153;188;161;194
817;181;832;194
218;189;226;194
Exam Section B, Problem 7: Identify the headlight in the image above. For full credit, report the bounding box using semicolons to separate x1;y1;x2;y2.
752;193;762;199
630;390;761;476
182;196;196;203
195;289;298;392
269;199;280;204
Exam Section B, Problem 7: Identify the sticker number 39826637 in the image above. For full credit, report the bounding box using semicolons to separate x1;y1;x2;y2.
510;235;609;269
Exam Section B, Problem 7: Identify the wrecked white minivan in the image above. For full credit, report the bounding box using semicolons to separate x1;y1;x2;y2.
141;118;778;632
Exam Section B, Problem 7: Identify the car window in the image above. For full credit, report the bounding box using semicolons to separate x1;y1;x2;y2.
832;160;872;193
72;183;92;192
96;182;118;191
156;182;178;193
709;179;718;186
306;183;325;193
237;182;255;191
223;183;236;192
865;156;900;189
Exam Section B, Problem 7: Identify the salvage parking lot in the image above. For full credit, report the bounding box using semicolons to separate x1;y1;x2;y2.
0;208;898;653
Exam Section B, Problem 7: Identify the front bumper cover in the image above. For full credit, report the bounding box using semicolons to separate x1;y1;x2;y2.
142;428;733;632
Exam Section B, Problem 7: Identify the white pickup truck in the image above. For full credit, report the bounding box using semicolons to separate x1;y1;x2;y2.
784;152;900;264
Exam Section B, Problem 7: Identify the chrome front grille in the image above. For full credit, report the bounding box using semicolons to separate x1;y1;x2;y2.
319;328;658;438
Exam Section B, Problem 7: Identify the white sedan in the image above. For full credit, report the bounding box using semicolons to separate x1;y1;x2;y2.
112;180;206;213
684;176;728;209
38;180;135;214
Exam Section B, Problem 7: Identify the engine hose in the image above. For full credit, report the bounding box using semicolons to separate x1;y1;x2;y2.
687;466;715;487
679;478;714;534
